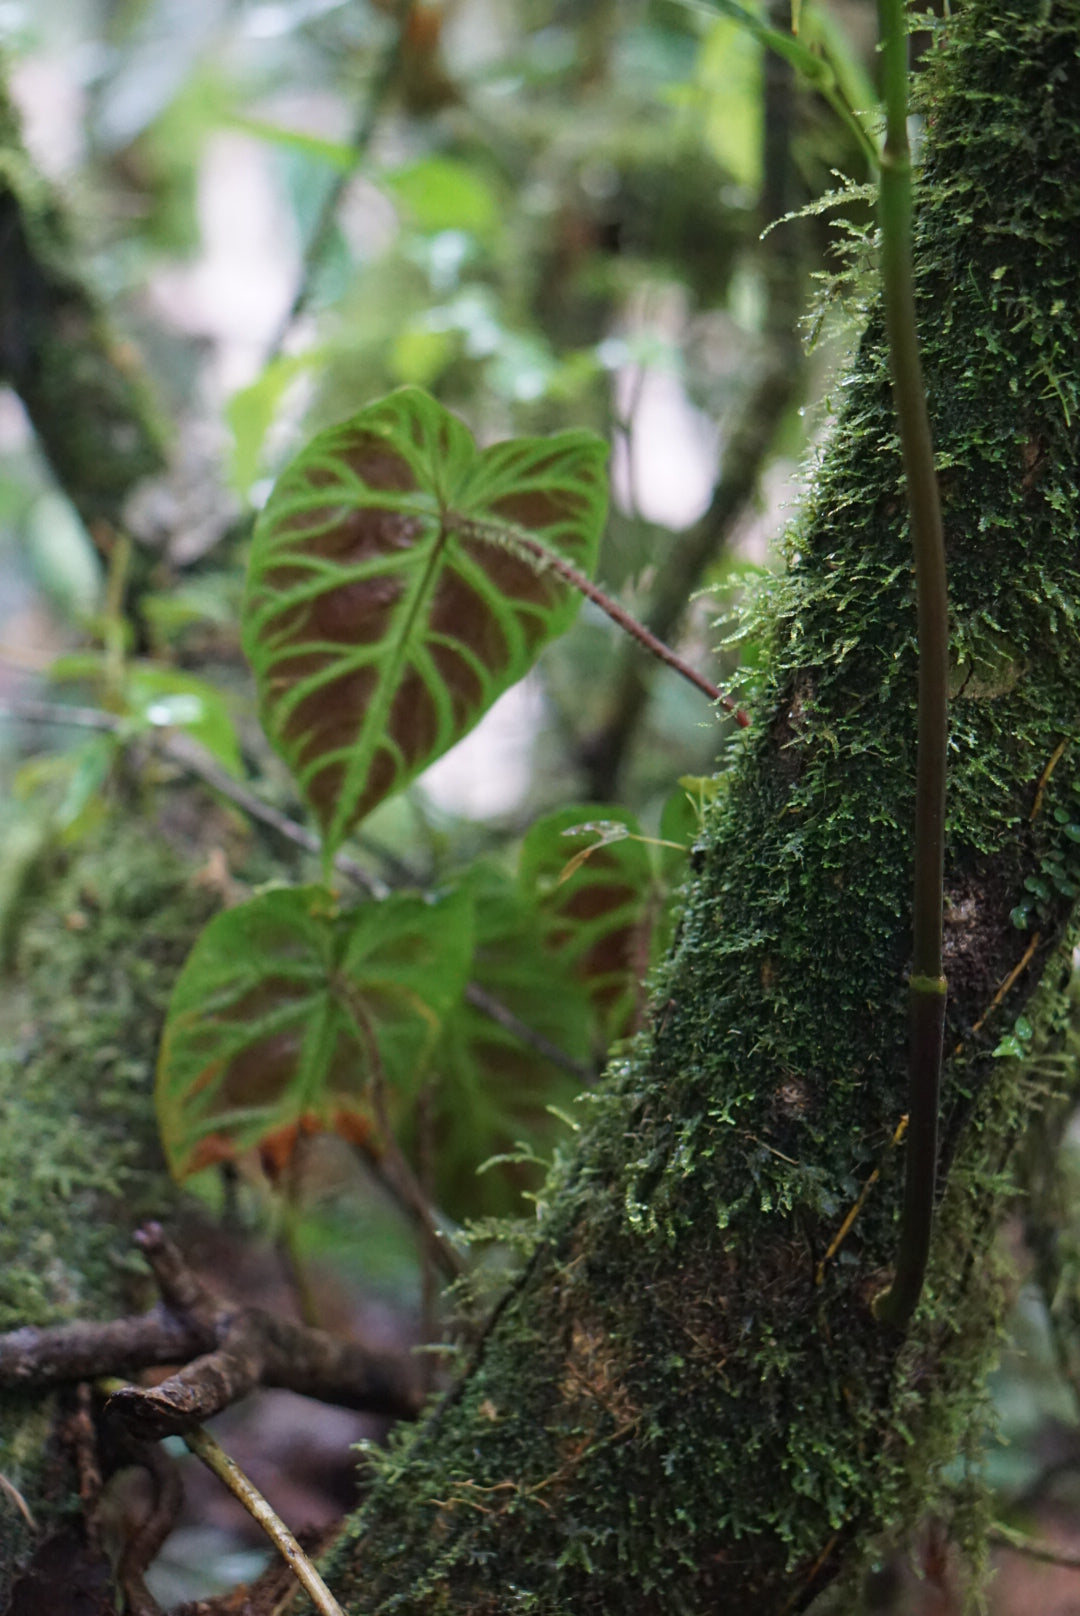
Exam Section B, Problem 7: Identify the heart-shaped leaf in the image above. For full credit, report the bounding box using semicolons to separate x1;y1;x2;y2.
156;884;472;1181
242;387;608;856
426;861;592;1217
519;806;656;1045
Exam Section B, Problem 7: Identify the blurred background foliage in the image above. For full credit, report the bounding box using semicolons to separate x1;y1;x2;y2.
2;1;1079;1608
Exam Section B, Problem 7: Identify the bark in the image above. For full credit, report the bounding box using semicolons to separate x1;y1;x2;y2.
316;3;1080;1609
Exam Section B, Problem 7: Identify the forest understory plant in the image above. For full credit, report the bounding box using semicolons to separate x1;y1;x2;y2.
2;0;1080;1611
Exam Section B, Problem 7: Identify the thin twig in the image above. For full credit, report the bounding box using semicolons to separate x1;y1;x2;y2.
970;931;1041;1037
184;1424;347;1616
0;1470;37;1530
459;520;746;718
0;696;118;732
464;982;591;1083
1030;739;1070;822
814;1116;908;1284
162;728;388;896
990;1521;1080;1570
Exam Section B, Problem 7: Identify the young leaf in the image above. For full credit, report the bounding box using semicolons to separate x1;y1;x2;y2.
156;884;472;1181
125;664;243;776
242;387;608;856
519;806;655;1045
427;861;592;1216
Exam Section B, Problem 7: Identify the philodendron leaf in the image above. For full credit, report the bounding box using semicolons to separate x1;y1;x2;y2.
243;387;608;856
519;806;655;1046
427;860;592;1217
156;884;472;1181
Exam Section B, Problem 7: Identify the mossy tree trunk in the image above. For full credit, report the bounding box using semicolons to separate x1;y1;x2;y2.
0;81;166;534
2;2;1080;1611
318;4;1080;1609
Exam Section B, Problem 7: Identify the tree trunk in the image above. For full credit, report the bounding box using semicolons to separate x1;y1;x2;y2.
319;3;1080;1609
2;1;1079;1610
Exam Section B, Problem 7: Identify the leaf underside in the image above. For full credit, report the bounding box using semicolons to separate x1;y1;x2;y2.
243;387;608;855
428;861;593;1216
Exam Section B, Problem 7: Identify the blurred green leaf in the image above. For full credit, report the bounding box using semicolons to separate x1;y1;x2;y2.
693;16;763;190
125;664;244;775
47;655;244;775
520;805;655;1044
227;353;317;497
226;115;359;172
142;577;240;644
428;860;592;1216
383;156;500;241
389;322;456;387
23;493;103;621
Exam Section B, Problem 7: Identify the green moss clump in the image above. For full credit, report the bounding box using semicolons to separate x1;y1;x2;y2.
0;824;216;1591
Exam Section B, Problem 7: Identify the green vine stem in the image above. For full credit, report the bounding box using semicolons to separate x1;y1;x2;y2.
871;0;949;1329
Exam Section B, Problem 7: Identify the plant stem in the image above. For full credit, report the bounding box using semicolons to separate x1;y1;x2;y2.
989;1521;1080;1571
871;0;949;1330
461;519;748;722
183;1423;346;1616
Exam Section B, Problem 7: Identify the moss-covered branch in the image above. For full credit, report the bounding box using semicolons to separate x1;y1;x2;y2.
0;76;166;531
0;830;215;1596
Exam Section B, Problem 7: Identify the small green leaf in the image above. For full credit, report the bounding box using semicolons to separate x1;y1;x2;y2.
661;782;703;858
156;884;472;1181
227;354;315;496
24;492;103;620
383;156;500;240
56;736;119;840
126;665;243;775
1065;823;1080;843
1014;1015;1034;1042
992;1034;1025;1060
1010;904;1031;929
243;388;608;855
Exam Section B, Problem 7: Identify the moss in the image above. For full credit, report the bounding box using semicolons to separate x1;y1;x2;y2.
0;78;167;529
310;3;1080;1610
0;824;216;1593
